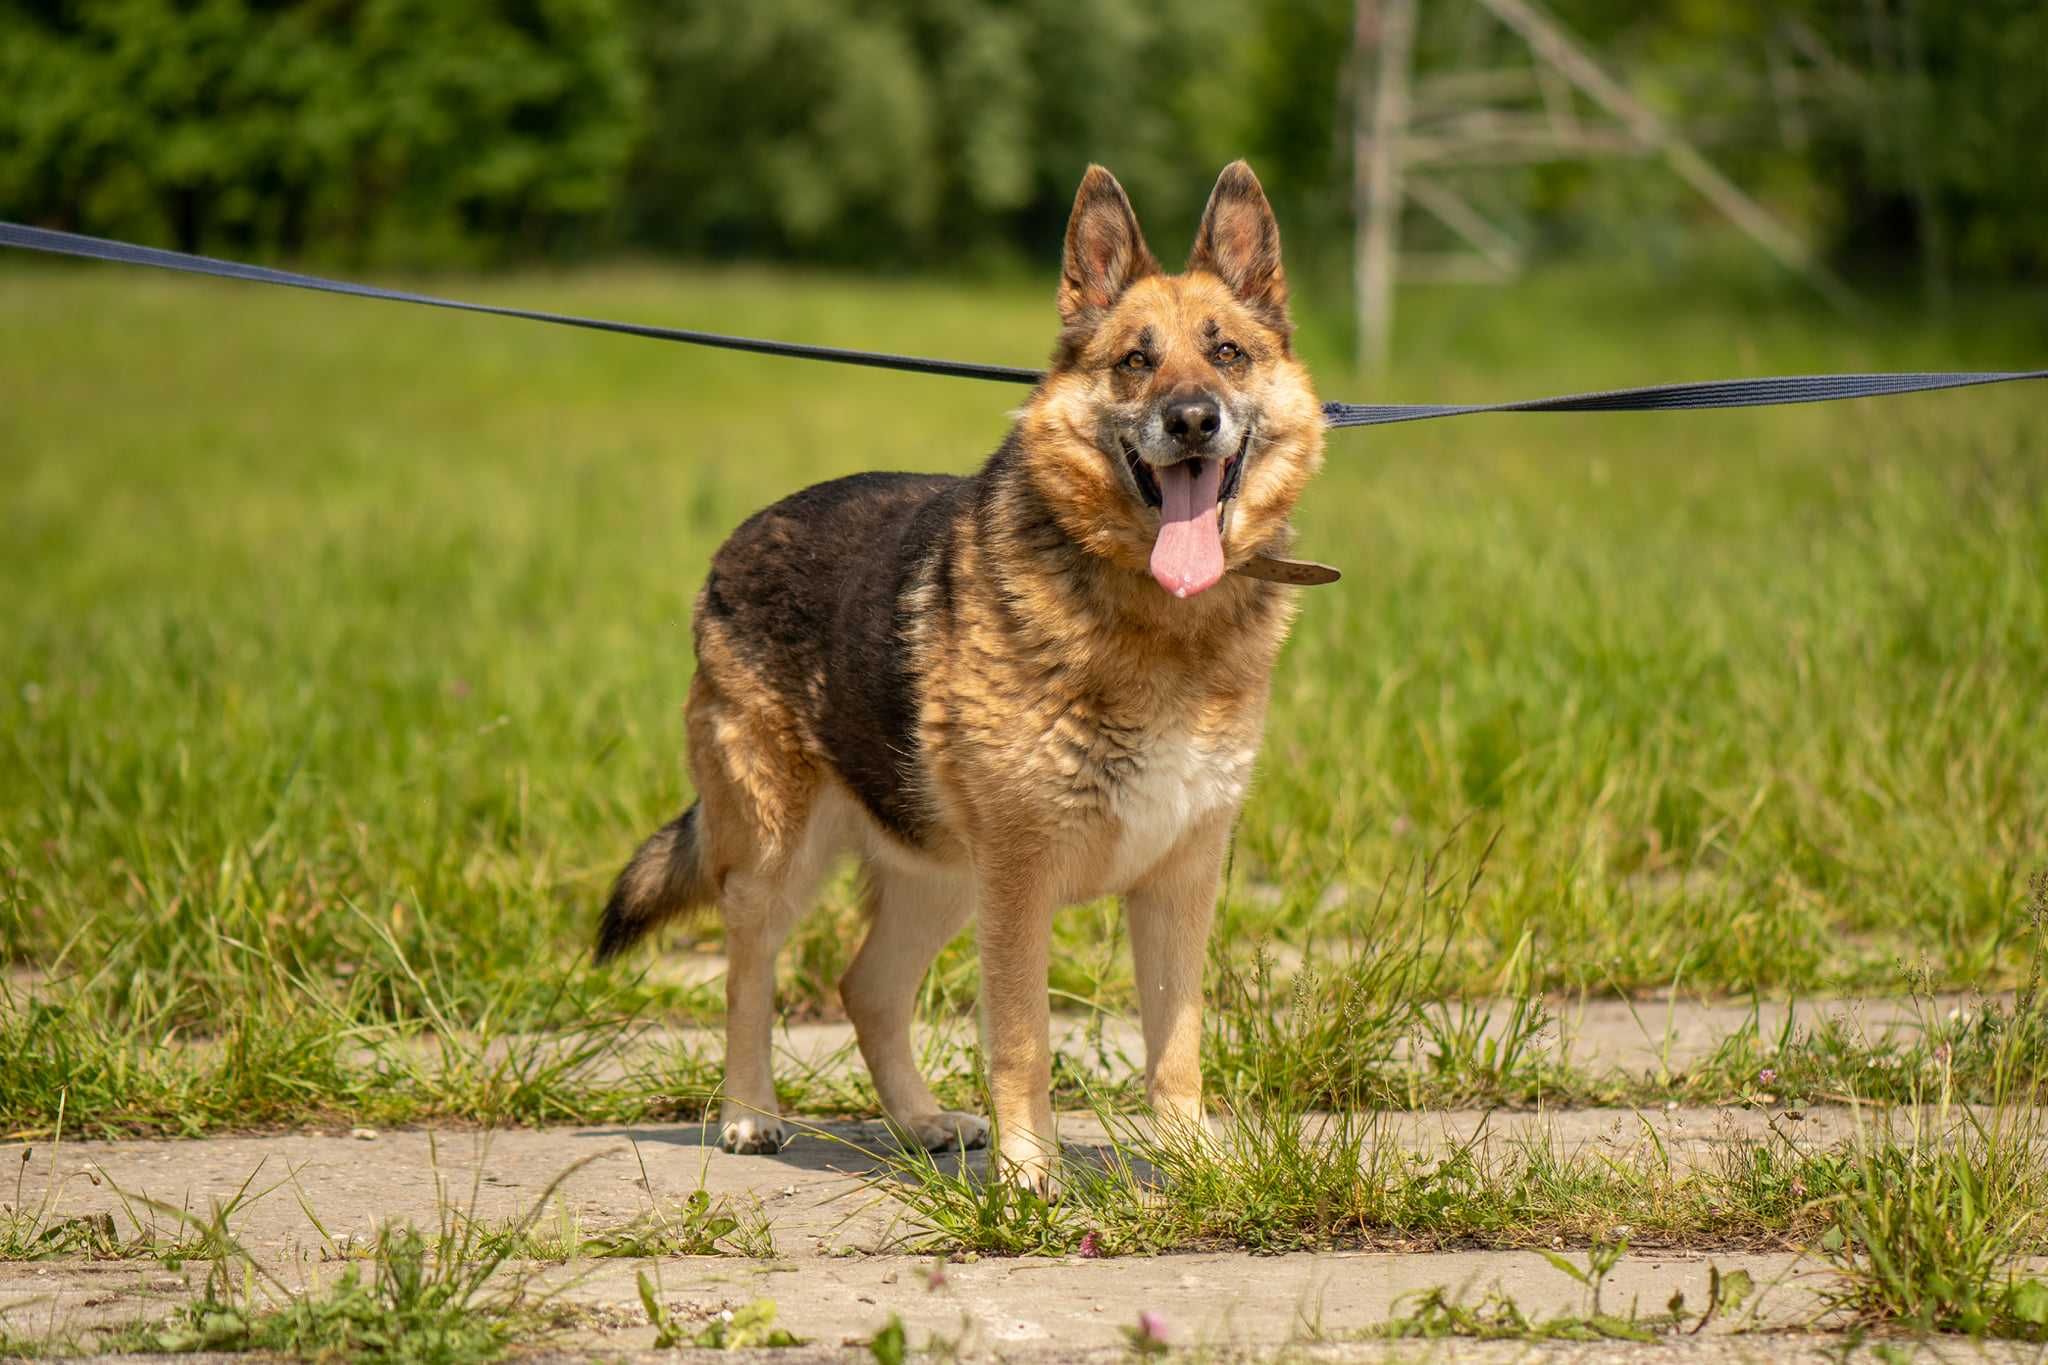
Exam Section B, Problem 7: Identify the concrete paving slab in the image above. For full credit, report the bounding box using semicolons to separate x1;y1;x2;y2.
2;993;2036;1362
1;1245;1822;1359
4;1101;2021;1273
34;1340;2048;1365
0;1109;1844;1357
473;988;2007;1093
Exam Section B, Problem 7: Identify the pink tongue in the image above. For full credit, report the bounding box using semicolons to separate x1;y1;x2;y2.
1149;458;1225;598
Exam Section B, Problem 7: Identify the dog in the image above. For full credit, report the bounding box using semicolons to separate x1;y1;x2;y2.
595;161;1325;1191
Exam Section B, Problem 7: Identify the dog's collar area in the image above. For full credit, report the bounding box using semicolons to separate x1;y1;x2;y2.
1231;554;1341;586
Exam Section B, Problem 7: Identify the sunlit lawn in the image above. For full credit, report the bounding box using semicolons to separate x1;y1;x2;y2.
2;252;2045;1135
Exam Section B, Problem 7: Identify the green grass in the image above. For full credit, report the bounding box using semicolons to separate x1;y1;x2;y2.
100;1221;570;1363
851;1070;2048;1274
857;1101;1837;1258
1369;1243;1753;1343
1816;1099;2048;1339
3;254;2047;1137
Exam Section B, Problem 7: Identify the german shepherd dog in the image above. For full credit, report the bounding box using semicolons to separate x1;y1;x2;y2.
596;161;1324;1190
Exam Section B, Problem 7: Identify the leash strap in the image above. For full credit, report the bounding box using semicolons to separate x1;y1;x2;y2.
5;221;2043;424
0;222;1042;385
1323;370;2048;426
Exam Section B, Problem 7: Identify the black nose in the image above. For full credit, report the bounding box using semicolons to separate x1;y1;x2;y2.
1163;393;1221;448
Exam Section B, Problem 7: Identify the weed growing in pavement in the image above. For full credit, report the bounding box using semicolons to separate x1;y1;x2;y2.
1810;1059;2048;1339
469;1142;772;1261
1202;832;1573;1114
70;1142;739;1360
106;1219;570;1362
0;1307;87;1361
1815;1139;2048;1339
1666;874;2048;1111
5;842;2040;1144
2;1108;117;1262
867;1313;909;1364
636;1270;690;1348
479;1184;771;1261
1;1099;288;1265
690;1298;804;1350
856;1076;1913;1257
859;1132;1103;1257
1373;1240;1757;1342
9;1126;773;1277
637;1273;803;1351
858;988;2048;1269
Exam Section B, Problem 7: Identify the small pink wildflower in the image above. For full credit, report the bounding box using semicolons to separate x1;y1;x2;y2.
1121;1311;1171;1356
1078;1230;1101;1258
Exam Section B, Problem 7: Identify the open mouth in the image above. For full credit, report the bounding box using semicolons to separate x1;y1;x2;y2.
1123;425;1252;511
1123;425;1254;599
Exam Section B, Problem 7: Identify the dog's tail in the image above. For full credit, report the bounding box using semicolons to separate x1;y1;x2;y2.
596;802;715;962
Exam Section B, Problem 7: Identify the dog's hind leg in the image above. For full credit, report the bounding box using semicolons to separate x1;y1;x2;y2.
840;861;986;1152
714;863;811;1154
687;677;836;1156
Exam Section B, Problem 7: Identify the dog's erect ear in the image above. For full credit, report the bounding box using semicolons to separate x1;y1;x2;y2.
1188;161;1289;334
1059;166;1159;326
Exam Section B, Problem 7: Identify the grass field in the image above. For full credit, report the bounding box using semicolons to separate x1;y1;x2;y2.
3;256;2047;1142
6;254;2048;1358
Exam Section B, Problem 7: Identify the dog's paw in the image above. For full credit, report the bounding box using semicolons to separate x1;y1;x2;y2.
1149;1102;1216;1150
893;1109;990;1153
1008;1159;1060;1203
720;1115;787;1155
997;1147;1060;1202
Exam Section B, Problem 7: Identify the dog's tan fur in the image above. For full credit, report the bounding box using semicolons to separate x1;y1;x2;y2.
599;162;1324;1187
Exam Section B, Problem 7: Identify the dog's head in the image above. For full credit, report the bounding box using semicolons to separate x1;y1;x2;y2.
1019;161;1324;599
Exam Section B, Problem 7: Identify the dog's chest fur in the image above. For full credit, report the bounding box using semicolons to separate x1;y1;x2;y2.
898;496;1288;897
926;654;1270;899
1087;723;1256;894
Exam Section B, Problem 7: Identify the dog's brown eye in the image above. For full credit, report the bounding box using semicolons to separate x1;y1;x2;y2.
1122;350;1150;372
1214;342;1241;364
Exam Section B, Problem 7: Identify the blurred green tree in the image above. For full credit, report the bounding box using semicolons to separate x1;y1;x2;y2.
0;0;643;265
0;0;2041;283
1801;2;2048;283
621;0;1245;266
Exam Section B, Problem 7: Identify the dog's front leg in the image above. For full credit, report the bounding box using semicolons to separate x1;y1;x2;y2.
1125;810;1231;1135
974;855;1058;1193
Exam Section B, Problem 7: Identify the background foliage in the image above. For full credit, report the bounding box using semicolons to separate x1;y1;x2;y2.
0;0;644;265
3;0;2043;281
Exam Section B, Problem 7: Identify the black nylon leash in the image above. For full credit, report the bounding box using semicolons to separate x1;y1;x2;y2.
1322;371;2048;427
0;222;1041;385
6;221;2043;425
